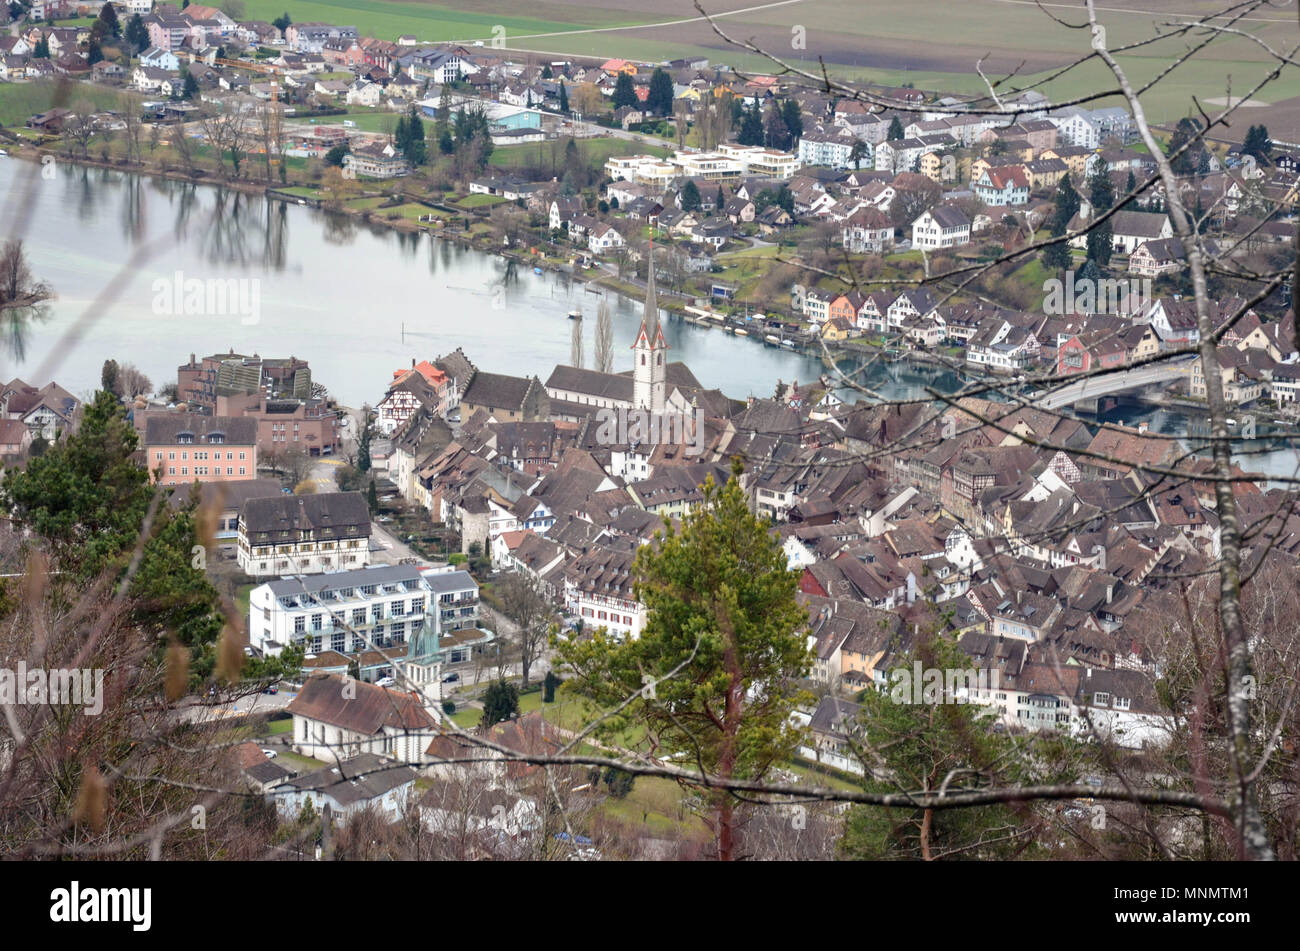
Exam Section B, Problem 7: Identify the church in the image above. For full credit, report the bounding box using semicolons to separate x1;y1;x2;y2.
544;250;704;419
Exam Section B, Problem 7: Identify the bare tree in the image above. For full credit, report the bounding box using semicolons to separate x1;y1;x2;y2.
592;296;614;373
569;311;583;369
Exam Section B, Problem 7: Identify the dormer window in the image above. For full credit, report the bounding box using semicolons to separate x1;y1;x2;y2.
176;432;193;444
208;432;225;444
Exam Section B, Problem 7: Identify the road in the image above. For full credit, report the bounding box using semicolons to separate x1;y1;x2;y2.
176;687;297;725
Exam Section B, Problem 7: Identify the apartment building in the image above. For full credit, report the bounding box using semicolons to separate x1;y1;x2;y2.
144;414;258;486
237;491;372;577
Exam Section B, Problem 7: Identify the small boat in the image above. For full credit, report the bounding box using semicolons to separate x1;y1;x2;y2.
734;328;748;337
764;334;780;346
533;266;544;275
568;309;582;320
781;339;796;349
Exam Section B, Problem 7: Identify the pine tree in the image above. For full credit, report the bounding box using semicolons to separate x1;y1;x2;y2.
780;98;802;142
612;72;636;110
681;179;701;212
555;465;812;860
888;115;904;141
558;79;569;114
647;67;674;117
1085;163;1114;267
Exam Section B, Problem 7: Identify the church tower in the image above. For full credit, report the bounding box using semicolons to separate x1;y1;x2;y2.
632;243;668;414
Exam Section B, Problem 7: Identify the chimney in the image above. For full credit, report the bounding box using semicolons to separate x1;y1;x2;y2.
1138;421;1149;434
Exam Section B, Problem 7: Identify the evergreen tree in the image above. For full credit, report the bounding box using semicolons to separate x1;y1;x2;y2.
34;38;49;59
543;670;561;703
402;105;425;164
482;680;520;727
324;144;346;166
182;72;199;100
97;1;121;38
541;64;552;79
558;79;569;114
780;98;802;142
1052;172;1080;231
612;72;637;110
647;67;674;117
556;465;811;860
272;12;291;32
1085;163;1114;267
887;115;904;141
366;478;378;515
125;13;149;53
839;627;1066;860
1242;124;1272;164
681;179;701;212
715;185;725;210
737;98;763;146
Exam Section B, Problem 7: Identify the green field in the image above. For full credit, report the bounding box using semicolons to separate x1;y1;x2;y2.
243;0;642;44
0;81;128;128
489;137;669;170
248;0;1300;128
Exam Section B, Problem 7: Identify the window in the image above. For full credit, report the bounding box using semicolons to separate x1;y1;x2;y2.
332;631;345;653
352;608;365;625
293;616;305;634
311;613;323;631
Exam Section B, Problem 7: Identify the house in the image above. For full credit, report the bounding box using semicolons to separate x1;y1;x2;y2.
911;204;971;249
973;165;1031;206
1128;237;1187;277
841;205;894;254
237;491;372;577
286;673;437;765
144;414;258;486
692;216;733;248
460;371;549;422
1109;210;1173;256
0;419;33;457
271;752;419;823
344;142;410;179
587;222;626;255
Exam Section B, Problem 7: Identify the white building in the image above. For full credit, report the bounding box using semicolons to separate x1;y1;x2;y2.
910;205;971;250
248;564;468;657
237;492;372;578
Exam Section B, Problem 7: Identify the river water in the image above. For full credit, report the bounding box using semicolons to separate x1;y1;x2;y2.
0;159;844;407
1;158;1295;480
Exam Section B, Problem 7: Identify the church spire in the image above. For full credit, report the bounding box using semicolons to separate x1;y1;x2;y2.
635;237;667;350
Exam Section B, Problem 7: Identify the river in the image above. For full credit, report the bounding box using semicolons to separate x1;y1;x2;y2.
1;158;1295;480
0;158;847;407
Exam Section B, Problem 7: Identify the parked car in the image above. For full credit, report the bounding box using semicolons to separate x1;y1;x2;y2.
442;672;460;683
375;676;396;688
262;685;278;695
261;749;277;759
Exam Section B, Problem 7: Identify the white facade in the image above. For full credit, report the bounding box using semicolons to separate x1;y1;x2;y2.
248;564;472;657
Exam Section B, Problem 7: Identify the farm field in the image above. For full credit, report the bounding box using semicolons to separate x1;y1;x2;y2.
253;0;1300;124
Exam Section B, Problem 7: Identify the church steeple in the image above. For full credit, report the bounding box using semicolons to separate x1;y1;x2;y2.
633;240;668;413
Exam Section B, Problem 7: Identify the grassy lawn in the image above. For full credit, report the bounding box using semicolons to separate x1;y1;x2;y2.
275;185;326;198
449;705;481;728
456;192;508;209
344;195;393;211
489;137;669;172
277;750;328;773
599;774;708;836
234;582;255;622
0;80;127;128
265;718;294;736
